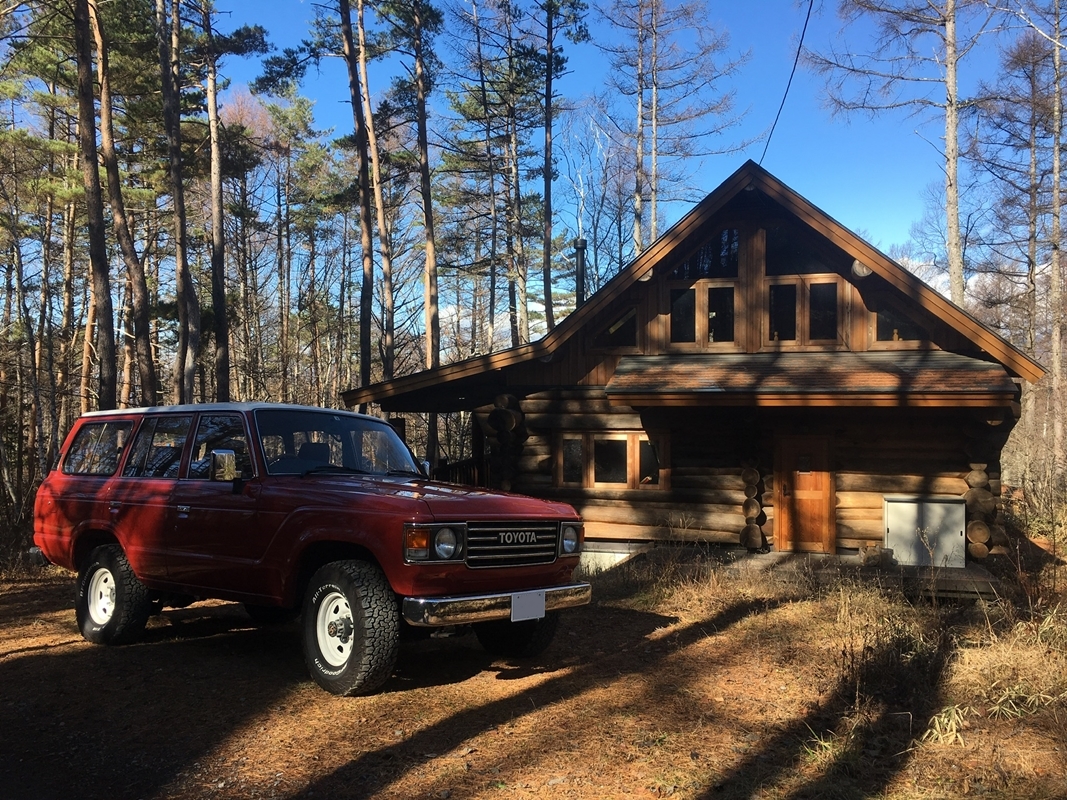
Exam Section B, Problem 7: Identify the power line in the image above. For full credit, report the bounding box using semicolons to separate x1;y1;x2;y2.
760;0;815;165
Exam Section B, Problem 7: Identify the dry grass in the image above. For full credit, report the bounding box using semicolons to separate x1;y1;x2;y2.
1;548;1065;799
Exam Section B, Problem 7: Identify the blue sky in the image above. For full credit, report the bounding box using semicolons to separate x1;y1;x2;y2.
220;0;978;256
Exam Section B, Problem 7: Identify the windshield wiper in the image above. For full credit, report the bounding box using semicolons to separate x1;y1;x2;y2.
385;468;424;478
301;465;368;477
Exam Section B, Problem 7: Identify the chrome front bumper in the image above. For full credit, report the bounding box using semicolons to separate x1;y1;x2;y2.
402;582;592;627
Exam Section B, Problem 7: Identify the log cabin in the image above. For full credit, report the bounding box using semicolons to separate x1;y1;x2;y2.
343;161;1045;567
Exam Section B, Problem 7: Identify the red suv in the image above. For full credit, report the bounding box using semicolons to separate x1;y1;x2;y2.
33;403;589;695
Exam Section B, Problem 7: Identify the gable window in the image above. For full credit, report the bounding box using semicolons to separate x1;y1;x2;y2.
875;305;927;343
670;289;697;343
557;432;665;489
707;287;735;343
765;278;843;347
667;228;740;350
673;228;740;279
594;307;638;348
809;283;838;341
768;284;797;341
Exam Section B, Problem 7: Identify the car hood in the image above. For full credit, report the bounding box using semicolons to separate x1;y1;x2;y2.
300;474;578;521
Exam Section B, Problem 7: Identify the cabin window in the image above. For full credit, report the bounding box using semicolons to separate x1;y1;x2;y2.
765;277;844;347
594;308;638;348
876;306;927;342
593;437;628;484
765;221;851;276
670;289;697;343
556;432;664;490
671;228;740;279
809;283;838;341
707;287;734;343
668;283;738;348
562;437;584;484
768;284;797;341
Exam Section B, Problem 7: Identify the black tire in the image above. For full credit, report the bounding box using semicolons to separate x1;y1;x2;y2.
75;544;152;645
475;611;560;658
302;561;399;696
244;603;297;625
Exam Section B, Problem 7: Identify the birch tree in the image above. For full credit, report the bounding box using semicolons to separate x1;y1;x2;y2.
807;0;995;306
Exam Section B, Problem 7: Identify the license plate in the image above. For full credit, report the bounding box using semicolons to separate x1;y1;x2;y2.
511;590;546;622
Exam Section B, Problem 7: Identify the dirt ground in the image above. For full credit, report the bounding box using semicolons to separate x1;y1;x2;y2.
2;552;1065;800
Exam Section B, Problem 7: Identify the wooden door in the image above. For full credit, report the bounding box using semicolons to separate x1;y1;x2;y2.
775;436;834;553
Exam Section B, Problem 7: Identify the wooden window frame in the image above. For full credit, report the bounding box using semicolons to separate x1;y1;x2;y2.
555;431;668;490
866;296;933;351
762;274;847;350
590;306;643;353
664;278;743;352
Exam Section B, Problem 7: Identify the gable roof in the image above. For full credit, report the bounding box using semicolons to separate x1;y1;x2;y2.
343;161;1045;410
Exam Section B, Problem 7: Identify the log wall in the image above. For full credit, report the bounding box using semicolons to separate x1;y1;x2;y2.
472;393;1016;560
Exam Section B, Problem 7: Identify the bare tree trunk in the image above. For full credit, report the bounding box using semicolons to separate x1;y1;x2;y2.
471;0;500;353
337;0;377;412
541;4;556;331
203;2;230;401
157;0;200;403
944;0;965;305
356;0;396;379
1052;1;1064;493
58;198;76;429
89;0;158;406
412;0;440;463
276;176;289;401
80;285;96;414
633;0;645;255
74;0;116;410
649;0;658;242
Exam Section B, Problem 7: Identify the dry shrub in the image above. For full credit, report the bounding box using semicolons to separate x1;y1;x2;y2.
947;603;1067;723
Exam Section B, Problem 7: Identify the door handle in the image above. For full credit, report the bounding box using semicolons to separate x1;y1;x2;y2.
177;505;190;514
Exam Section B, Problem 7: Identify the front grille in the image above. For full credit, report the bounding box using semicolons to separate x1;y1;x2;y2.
465;521;559;568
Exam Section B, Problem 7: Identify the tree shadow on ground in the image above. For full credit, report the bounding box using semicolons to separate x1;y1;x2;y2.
696;610;960;800
289;596;783;799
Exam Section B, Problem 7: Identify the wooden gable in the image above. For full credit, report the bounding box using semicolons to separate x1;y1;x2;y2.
343;160;1044;413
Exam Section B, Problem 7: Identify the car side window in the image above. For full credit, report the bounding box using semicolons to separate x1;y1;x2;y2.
62;421;133;476
122;415;192;478
188;414;253;479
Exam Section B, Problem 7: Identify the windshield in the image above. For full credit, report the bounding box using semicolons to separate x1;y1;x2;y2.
255;409;421;477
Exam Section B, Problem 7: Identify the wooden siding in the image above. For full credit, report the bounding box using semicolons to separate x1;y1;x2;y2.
466;389;1015;555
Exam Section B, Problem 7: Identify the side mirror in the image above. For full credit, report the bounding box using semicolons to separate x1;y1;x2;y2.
211;449;238;482
421;460;432;478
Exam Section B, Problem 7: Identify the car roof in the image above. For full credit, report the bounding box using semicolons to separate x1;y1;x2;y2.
78;402;383;423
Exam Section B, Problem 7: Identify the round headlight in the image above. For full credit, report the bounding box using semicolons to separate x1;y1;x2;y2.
561;525;580;554
434;527;458;559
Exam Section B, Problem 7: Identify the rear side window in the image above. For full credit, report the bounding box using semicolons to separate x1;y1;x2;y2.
122;415;192;478
62;421;133;476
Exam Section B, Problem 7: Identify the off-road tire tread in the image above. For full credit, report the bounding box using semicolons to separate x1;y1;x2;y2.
76;544;152;645
475;611;560;658
302;560;399;696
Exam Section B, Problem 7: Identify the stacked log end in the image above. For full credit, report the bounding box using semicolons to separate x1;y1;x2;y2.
740;465;765;550
963;461;1005;561
486;394;526;491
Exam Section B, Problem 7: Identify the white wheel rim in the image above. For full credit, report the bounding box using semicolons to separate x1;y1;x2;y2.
87;567;116;626
316;590;354;668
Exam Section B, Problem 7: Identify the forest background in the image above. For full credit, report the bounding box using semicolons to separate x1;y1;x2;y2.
0;0;1065;563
